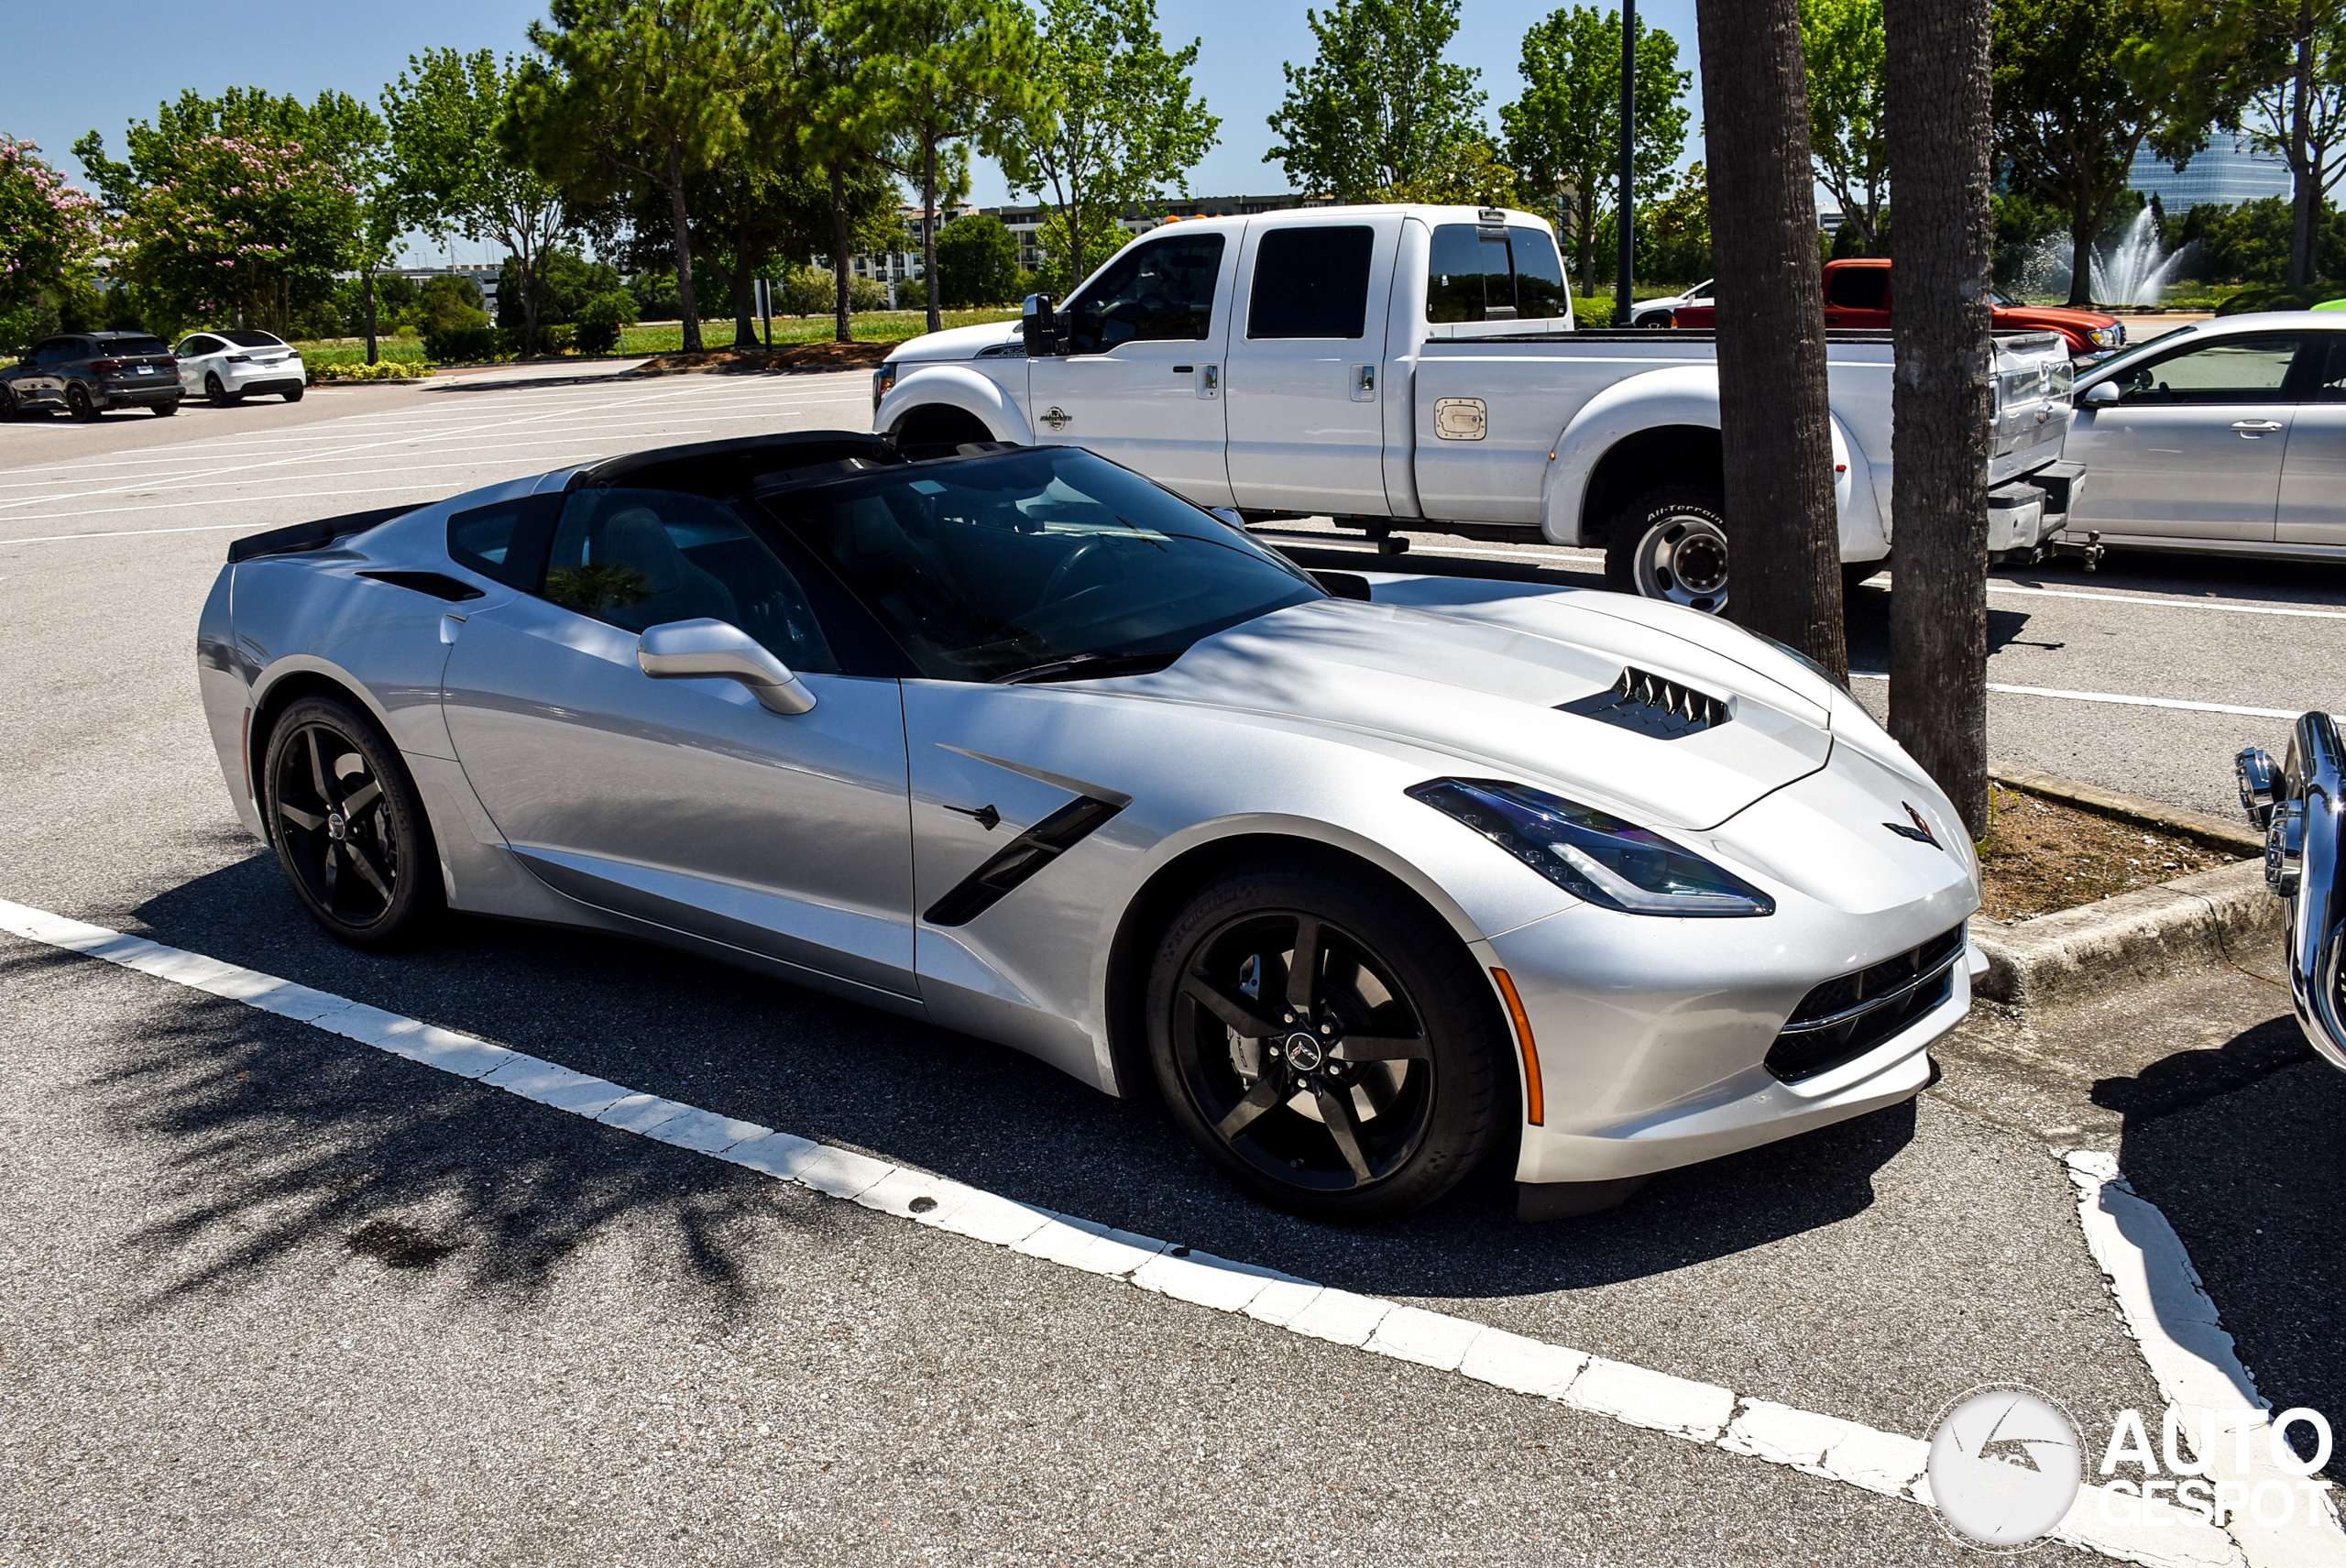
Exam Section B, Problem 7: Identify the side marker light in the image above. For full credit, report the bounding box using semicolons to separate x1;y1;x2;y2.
1491;966;1543;1125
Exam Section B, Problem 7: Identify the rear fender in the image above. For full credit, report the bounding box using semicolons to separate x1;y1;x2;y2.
876;363;1032;445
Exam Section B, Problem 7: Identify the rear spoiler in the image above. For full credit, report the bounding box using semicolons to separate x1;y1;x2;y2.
226;505;417;564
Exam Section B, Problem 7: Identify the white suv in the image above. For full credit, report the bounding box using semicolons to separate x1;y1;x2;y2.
175;329;307;404
1630;280;1712;327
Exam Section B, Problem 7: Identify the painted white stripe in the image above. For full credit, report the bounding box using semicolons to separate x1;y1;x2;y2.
1988;585;2346;623
2065;1153;2346;1566
0;896;2242;1567
1847;671;2300;720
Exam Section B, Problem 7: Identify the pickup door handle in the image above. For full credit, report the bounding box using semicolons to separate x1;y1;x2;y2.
2231;420;2284;434
1173;365;1193;373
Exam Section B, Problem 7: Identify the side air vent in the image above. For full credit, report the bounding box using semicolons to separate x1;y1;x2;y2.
1556;666;1727;740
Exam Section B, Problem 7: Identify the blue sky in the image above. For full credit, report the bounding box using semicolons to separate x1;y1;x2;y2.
9;0;1707;267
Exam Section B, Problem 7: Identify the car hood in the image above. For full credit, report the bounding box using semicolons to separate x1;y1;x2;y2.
1112;587;1836;832
885;320;1023;365
1995;303;2118;331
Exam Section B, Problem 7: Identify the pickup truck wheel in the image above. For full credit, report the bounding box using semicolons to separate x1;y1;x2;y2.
891;405;992;449
1608;485;1731;613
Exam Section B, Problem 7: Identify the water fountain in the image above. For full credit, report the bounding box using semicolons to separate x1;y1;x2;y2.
2020;208;2199;307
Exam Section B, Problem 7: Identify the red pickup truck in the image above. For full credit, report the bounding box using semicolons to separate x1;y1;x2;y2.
1670;258;2127;357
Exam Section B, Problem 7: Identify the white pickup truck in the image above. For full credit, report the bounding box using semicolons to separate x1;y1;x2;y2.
872;203;2082;609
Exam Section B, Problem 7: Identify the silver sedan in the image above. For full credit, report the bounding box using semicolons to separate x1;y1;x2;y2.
2061;311;2346;560
196;433;1982;1222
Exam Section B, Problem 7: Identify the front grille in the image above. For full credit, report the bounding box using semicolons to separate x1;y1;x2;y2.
1556;665;1727;740
1765;926;1967;1083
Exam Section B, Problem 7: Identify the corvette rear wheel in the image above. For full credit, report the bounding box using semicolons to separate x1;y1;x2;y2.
264;696;442;947
1147;858;1506;1222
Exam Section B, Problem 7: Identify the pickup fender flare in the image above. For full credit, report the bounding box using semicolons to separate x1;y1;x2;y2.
874;362;1033;446
1536;365;1886;561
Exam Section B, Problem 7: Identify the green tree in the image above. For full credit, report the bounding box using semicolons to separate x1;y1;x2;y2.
934;212;1021;303
1500;7;1690;296
1370;137;1523;204
999;0;1220;291
0;137;106;339
384;49;575;356
510;0;789;353
838;0;1040;334
1636;160;1710;280
1266;0;1485;200
73;89;378;333
1801;0;1890;254
800;5;914;343
2146;0;2345;284
1993;0;2198;304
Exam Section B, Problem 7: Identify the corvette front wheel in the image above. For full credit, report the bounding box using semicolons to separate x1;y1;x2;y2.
1146;857;1507;1222
263;696;443;948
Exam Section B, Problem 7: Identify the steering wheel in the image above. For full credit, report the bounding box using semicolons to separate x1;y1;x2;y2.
1039;538;1117;605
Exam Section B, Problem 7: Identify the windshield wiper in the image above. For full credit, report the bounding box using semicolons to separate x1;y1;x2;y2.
992;650;1183;685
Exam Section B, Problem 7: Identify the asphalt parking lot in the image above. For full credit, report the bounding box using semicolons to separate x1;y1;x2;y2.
2;366;2340;1565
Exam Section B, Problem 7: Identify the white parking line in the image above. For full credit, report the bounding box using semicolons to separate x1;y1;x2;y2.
1989;585;2346;622
1847;672;2301;720
0;895;2264;1568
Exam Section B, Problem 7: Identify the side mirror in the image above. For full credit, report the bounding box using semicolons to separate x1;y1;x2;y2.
1022;292;1065;357
637;618;817;715
2079;380;2121;406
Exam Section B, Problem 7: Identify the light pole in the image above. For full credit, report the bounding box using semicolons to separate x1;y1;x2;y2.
1611;0;1637;326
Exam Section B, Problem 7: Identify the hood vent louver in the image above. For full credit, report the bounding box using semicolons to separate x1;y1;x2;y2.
1556;665;1729;740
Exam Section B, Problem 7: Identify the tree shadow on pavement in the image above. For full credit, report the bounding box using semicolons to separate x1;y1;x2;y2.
104;853;1919;1316
2095;1030;2343;1481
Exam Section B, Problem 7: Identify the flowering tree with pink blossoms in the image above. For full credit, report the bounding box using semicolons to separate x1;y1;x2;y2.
0;137;106;323
109;134;358;331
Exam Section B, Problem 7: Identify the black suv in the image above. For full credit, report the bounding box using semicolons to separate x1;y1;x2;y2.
1;332;181;420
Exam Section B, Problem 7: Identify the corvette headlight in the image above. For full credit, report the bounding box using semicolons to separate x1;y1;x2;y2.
1409;779;1775;917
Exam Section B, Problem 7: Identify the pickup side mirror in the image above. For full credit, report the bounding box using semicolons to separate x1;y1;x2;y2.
1023;292;1067;357
2079;380;2121;407
637;619;817;715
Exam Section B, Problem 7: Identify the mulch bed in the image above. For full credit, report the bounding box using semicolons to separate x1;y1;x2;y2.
1977;782;2242;923
632;340;891;374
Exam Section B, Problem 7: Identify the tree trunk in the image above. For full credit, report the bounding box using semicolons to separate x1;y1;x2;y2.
364;270;378;367
668;139;703;355
1886;0;1996;839
830;164;854;345
1694;0;1845;676
2288;0;2317;288
521;238;542;358
2067;222;2095;307
1579;219;1595;299
923;136;943;336
728;249;758;348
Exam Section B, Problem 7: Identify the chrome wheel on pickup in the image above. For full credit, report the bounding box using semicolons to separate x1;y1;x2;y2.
1609;484;1730;613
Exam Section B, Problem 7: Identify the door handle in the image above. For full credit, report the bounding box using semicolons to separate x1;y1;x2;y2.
2231;419;2284;434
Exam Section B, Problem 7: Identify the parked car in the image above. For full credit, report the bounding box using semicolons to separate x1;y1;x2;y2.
0;332;181;420
1671;258;2129;359
2235;715;2346;1073
174;328;307;404
2055;312;2344;561
1629;280;1713;327
199;430;1983;1223
872;204;2081;612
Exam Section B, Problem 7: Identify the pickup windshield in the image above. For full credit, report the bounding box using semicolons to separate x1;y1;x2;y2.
763;447;1323;683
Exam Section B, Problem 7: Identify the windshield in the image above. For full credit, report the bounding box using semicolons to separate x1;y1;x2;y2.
221;330;285;348
1991;288;2016;306
104;337;170;356
763;447;1324;682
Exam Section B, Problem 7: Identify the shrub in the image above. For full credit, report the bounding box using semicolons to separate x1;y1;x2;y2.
422;323;505;364
778;263;890;315
573;289;639;355
311;358;430;382
935;214;1022;306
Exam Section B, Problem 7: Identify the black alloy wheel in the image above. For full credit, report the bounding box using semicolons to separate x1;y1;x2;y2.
263;696;442;947
66;383;97;422
1147;859;1506;1222
205;372;237;407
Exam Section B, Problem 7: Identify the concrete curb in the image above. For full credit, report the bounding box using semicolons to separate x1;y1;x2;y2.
1969;859;2280;1008
1990;763;2264;855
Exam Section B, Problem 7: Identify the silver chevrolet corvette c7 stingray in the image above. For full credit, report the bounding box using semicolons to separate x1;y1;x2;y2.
195;431;1985;1222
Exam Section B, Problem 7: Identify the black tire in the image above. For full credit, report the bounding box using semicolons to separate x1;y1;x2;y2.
1146;854;1507;1222
205;372;239;407
1606;481;1731;613
152;399;181;417
263;696;444;948
890;404;992;450
1843;557;1886;596
0;385;16;421
1636;310;1673;328
66;383;98;422
283;384;304;402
